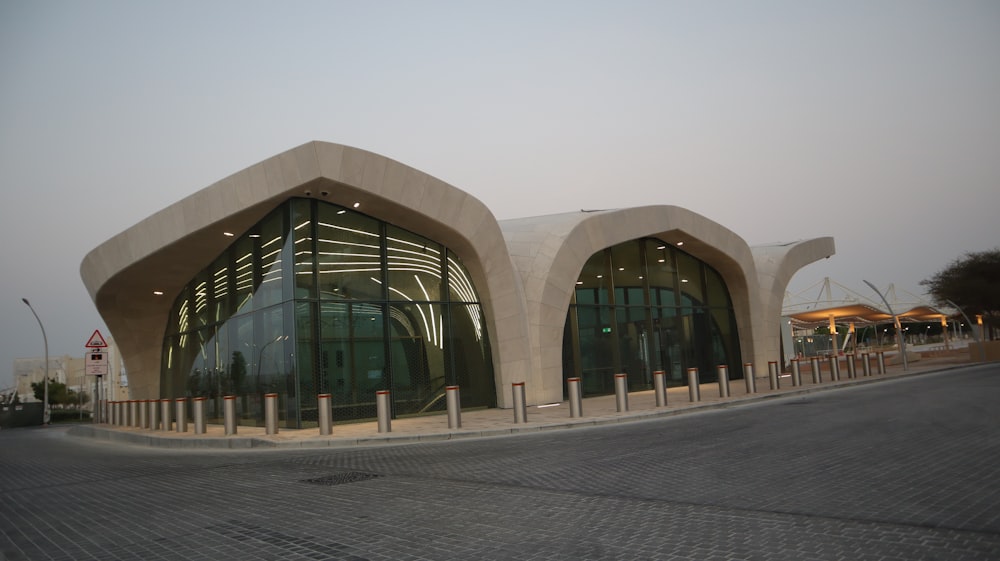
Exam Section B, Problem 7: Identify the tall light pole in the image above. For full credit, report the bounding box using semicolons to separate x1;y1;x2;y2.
863;280;908;371
21;298;50;425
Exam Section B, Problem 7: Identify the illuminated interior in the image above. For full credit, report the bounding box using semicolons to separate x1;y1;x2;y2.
160;198;495;428
563;238;741;396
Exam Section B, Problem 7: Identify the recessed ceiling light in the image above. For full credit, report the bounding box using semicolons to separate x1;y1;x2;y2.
676;241;684;246
353;202;360;208
223;232;234;237
153;291;164;295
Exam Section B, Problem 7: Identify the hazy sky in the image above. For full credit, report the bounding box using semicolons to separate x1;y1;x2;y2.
2;1;998;389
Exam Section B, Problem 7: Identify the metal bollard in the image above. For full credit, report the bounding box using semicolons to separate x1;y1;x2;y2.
717;365;730;398
512;382;528;423
744;363;756;394
687;367;701;402
653;370;667;407
118;401;126;426
223;395;237;435
876;351;886;374
175;398;187;433
160;399;172;431
768;361;780;390
791;359;802;387
614;373;629;412
193;397;206;434
445;386;461;429
861;352;872;377
129;400;138;427
829;356;840;382
317;393;333;435
810;357;822;384
139;400;148;429
567;377;583;418
376;390;392;433
109;401;116;425
846;354;857;379
264;393;278;435
148;399;159;430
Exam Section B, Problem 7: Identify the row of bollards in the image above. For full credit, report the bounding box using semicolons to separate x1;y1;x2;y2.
98;385;475;437
604;351;890;410
99;351;891;436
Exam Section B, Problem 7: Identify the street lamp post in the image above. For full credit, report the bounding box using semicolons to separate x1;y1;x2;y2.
21;298;50;425
863;280;908;371
256;335;288;400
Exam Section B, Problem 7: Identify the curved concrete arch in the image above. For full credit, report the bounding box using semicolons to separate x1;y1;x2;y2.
752;237;837;361
501;206;766;404
80;141;532;403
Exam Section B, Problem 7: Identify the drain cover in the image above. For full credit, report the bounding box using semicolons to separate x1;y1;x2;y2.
300;472;380;486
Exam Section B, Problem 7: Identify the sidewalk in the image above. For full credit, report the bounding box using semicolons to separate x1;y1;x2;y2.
69;353;976;450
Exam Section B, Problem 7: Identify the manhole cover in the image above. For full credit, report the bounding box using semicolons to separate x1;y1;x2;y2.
300;472;380;486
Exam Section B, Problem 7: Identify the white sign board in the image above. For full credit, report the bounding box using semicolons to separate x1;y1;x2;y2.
86;350;108;376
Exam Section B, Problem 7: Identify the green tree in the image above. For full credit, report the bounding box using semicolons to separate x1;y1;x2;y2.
921;248;1000;339
30;380;88;407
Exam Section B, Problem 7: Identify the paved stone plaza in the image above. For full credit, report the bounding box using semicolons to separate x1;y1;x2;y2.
1;363;998;560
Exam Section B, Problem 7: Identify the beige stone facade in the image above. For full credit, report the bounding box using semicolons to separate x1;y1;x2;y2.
81;141;833;409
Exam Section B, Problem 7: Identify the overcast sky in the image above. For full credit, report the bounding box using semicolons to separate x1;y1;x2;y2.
2;0;998;389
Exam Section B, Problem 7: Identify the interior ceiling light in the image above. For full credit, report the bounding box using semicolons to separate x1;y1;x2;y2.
223;232;234;237
353;202;360;208
153;291;164;295
676;241;684;246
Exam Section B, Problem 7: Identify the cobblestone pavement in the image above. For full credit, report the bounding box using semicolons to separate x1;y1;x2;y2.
1;364;998;560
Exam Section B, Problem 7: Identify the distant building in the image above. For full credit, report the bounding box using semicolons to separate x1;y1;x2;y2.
11;338;124;407
81;142;834;429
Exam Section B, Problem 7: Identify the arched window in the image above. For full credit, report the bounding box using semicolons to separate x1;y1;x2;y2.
563;238;740;397
161;199;495;428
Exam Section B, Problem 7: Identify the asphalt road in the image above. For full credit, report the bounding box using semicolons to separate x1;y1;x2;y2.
1;364;998;560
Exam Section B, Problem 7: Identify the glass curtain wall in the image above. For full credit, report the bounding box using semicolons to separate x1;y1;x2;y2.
161;198;495;428
564;238;741;397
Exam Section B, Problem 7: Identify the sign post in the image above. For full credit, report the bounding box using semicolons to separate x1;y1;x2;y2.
85;330;109;423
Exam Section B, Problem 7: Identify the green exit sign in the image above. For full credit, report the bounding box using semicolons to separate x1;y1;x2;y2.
602;327;612;333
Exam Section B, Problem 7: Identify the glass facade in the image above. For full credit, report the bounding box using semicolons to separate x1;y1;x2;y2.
563;238;741;397
161;198;496;428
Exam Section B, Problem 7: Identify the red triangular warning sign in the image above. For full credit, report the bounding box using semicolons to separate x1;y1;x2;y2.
85;329;108;348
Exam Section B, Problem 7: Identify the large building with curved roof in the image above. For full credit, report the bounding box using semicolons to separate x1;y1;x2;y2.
81;141;834;428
